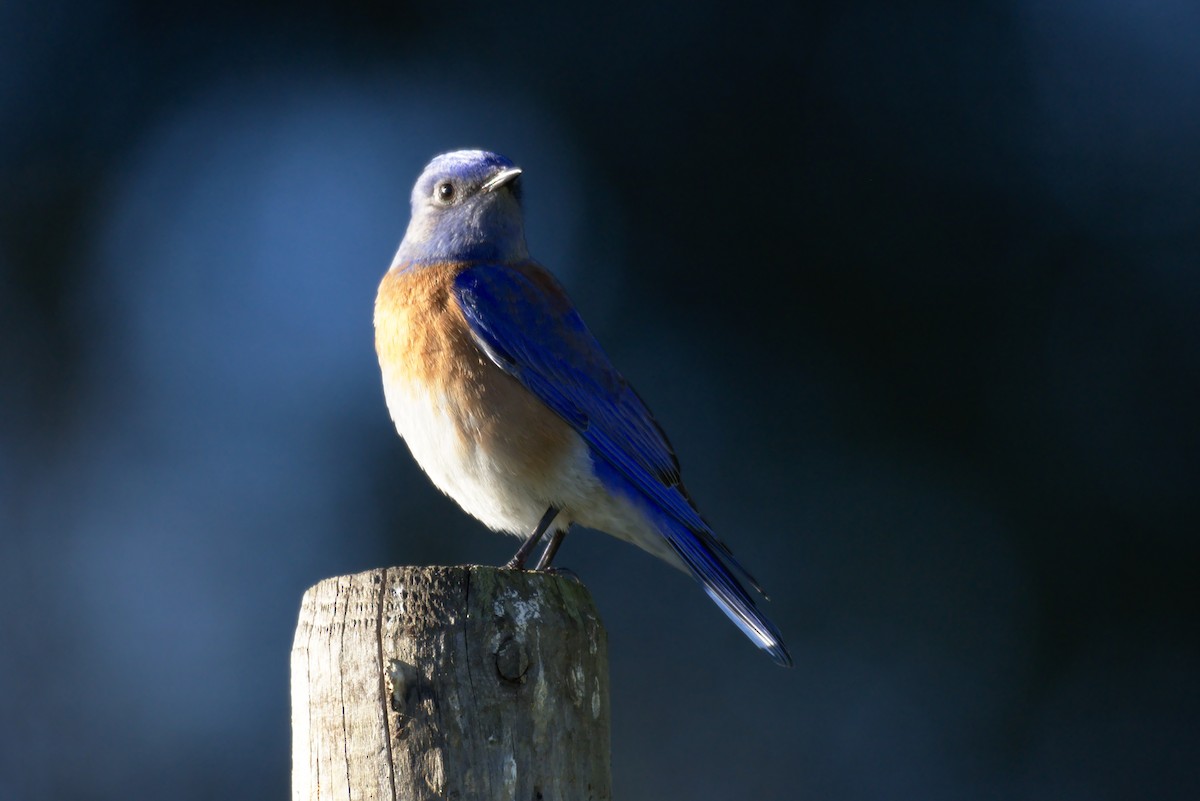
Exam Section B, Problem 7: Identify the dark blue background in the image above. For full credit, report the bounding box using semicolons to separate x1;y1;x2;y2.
2;1;1197;799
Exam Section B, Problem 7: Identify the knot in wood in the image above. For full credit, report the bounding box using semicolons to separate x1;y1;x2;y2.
387;659;420;711
494;637;530;683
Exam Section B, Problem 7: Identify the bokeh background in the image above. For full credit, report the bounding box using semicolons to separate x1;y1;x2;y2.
3;1;1198;799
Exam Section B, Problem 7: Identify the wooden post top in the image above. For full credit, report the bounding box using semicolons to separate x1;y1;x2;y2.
291;565;611;801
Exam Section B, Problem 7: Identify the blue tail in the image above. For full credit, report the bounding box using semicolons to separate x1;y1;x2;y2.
659;513;793;667
585;456;793;666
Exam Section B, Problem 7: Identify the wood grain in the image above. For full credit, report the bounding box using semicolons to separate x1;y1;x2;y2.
291;566;611;800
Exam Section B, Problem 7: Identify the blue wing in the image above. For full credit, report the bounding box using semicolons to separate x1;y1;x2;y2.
454;263;692;515
454;263;791;666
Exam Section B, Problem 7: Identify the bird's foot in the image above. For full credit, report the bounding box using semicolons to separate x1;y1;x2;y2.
503;505;560;571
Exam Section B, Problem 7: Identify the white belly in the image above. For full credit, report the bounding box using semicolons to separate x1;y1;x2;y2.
380;371;684;569
382;373;588;535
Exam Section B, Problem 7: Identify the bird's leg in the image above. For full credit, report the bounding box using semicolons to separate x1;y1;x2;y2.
534;525;570;571
504;505;560;570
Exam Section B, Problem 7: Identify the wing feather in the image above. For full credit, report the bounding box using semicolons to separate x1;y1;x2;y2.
453;262;767;596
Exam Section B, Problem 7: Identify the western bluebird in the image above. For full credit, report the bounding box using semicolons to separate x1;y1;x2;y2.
375;150;791;666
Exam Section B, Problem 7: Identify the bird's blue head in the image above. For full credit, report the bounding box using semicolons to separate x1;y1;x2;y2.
393;150;528;265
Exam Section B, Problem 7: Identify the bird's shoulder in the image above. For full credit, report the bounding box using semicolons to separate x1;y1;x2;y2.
452;260;574;318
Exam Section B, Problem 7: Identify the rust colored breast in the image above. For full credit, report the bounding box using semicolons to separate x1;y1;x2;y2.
374;261;580;492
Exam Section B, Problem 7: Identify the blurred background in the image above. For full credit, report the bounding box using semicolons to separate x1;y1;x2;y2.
2;1;1198;799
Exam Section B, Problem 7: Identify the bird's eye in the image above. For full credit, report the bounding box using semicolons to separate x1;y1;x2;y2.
436;182;455;203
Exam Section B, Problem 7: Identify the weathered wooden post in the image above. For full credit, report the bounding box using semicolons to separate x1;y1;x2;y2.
291;565;611;800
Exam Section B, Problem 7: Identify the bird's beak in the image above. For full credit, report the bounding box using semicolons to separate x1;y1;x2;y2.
481;167;523;193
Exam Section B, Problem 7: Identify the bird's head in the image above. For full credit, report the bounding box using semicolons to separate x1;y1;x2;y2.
393;150;528;265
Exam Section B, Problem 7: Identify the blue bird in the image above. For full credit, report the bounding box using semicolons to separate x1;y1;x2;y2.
375;150;791;666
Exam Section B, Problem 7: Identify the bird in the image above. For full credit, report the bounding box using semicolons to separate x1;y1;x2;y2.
374;149;792;666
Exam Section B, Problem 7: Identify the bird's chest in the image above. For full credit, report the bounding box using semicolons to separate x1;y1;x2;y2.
373;265;584;531
375;266;494;468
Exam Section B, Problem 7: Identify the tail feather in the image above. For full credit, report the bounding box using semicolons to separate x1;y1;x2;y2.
586;456;791;665
662;517;793;667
